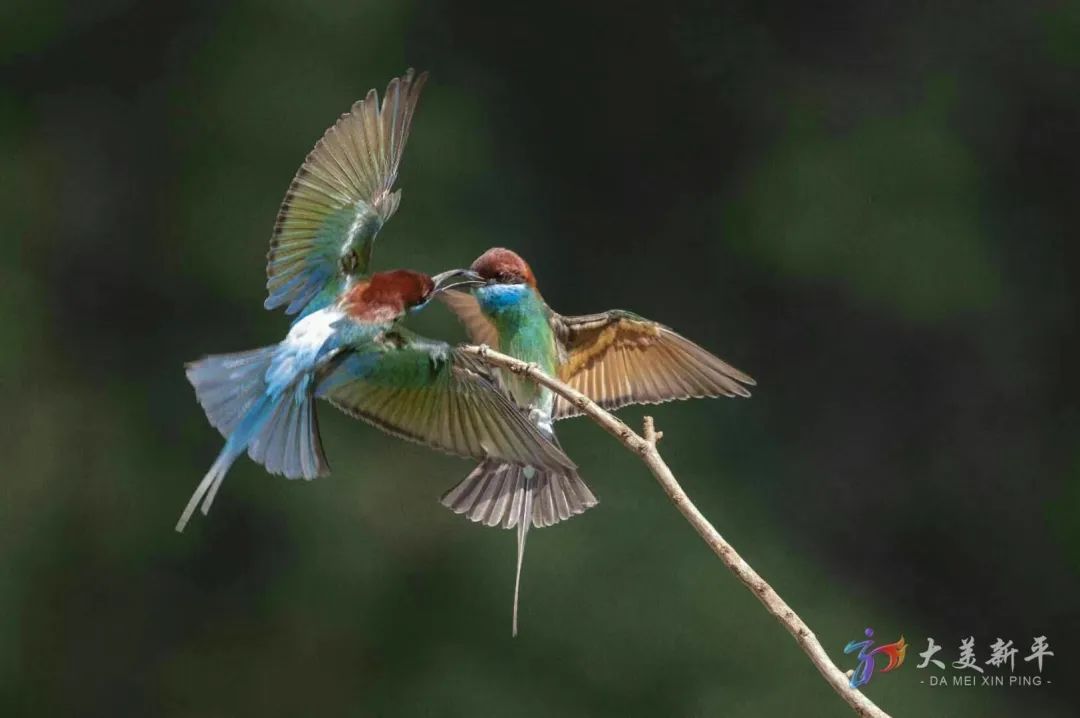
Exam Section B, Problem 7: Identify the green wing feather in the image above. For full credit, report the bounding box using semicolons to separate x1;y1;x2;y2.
317;341;575;471
265;69;428;316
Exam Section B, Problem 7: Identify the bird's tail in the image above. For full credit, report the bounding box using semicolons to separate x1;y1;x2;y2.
186;346;278;439
177;347;329;532
440;459;598;635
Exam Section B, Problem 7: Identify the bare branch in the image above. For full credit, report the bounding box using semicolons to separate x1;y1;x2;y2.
464;344;891;718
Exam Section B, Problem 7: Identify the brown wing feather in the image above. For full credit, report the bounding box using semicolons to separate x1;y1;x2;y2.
438;290;500;347
552;311;755;419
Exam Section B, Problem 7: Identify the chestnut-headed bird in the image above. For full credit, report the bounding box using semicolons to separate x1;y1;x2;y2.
440;247;755;634
179;268;575;532
178;69;574;531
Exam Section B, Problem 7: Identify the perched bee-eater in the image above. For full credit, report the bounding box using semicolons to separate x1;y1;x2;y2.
441;247;755;633
178;69;574;531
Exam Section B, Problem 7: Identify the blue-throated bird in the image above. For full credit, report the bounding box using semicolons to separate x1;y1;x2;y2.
440;247;755;634
178;71;574;530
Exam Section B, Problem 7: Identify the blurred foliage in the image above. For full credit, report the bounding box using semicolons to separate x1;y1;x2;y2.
2;1;1079;716
725;77;999;322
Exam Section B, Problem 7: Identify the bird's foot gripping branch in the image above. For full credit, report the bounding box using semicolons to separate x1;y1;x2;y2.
463;343;893;718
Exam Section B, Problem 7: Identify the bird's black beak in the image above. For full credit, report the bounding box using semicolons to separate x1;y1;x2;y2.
430;268;484;294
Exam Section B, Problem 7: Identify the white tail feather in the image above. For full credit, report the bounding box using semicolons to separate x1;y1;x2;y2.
175;451;234;532
512;470;536;637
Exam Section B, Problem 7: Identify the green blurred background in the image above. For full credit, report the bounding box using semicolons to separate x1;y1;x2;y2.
3;1;1079;716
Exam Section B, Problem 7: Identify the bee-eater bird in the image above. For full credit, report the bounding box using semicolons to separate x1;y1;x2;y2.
178;68;574;531
179;267;575;532
440;247;755;634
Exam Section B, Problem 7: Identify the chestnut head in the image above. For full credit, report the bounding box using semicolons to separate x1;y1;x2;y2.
341;268;482;321
470;247;537;287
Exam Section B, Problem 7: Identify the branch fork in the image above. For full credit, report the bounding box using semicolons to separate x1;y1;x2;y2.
464;344;890;718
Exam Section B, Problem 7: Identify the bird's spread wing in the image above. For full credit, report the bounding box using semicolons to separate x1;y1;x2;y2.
551;310;755;419
437;290;499;348
316;342;574;471
265;69;428;316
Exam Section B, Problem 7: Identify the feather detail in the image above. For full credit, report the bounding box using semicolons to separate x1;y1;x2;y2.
440;459;598;636
438;289;499;348
265;69;428;316
551;310;755;419
180;343;333;532
316;344;574;472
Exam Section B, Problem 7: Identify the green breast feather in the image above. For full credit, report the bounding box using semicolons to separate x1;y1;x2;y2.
475;284;557;411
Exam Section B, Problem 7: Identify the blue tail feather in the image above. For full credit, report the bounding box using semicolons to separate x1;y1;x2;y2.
186;347;277;437
179;347;330;532
176;400;271;532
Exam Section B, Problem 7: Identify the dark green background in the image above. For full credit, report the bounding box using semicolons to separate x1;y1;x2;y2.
3;1;1078;716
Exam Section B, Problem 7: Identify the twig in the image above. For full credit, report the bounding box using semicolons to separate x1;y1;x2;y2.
463;344;891;718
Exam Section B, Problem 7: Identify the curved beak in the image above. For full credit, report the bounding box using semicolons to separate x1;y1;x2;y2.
430;268;484;294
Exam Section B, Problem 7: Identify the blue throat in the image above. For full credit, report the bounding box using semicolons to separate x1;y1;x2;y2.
475;283;534;314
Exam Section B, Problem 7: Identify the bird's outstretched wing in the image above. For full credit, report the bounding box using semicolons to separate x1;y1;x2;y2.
438;289;499;347
550;310;755;419
265;69;428;316
316;341;575;471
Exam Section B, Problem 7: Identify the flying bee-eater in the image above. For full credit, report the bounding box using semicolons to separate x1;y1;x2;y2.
178;69;574;530
440;247;755;634
179;267;575;532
